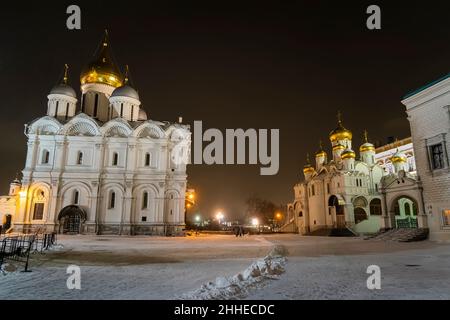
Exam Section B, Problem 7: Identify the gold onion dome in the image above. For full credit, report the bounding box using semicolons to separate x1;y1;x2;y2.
333;143;345;151
391;149;407;163
315;141;327;158
303;154;315;174
341;144;356;160
80;30;123;88
329;112;352;142
359;130;375;152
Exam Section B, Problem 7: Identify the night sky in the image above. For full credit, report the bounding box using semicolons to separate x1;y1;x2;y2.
0;1;449;220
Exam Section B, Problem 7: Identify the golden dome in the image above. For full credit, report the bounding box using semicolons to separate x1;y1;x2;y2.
329;112;352;142
303;164;315;174
359;130;375;152
315;141;327;158
332;144;345;151
80;30;123;88
303;154;315;174
391;149;407;163
341;148;356;160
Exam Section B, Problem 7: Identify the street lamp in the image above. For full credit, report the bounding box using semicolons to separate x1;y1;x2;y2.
216;211;224;224
251;218;259;226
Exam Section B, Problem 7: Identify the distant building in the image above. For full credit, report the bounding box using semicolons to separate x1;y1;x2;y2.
0;31;191;236
375;137;416;175
401;73;450;241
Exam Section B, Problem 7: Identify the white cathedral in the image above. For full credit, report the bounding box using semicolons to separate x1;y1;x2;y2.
286;114;427;235
0;31;191;235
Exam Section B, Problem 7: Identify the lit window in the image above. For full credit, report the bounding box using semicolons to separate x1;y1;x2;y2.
442;210;450;226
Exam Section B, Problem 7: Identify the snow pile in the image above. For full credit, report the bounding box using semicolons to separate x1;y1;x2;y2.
46;244;65;251
176;245;287;300
1;263;18;275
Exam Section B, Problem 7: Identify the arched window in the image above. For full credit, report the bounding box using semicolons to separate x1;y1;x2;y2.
112;152;119;166
109;192;116;209
77;152;83;165
142;192;148;209
299;211;303;217
42;150;50;164
145;153;151;166
74;190;80;205
370;199;382;215
405;203;411;216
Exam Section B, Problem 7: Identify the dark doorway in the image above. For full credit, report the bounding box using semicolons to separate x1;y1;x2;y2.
3;214;12;230
58;206;86;234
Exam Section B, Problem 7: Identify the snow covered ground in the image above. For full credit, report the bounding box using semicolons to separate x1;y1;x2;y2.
1;234;449;299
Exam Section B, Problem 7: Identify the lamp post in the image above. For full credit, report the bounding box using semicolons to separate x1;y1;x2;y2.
185;189;196;226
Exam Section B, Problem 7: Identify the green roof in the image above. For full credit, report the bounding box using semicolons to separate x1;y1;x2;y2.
403;73;450;99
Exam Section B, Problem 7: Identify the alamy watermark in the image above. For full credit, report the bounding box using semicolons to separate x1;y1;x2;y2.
172;121;280;176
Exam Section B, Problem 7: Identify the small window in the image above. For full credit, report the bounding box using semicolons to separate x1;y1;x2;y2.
112;152;119;166
327;183;330;194
429;143;445;170
94;94;99;118
74;191;80;204
145;153;151;167
405;203;411;216
33;203;44;220
311;185;315;196
65;102;69;120
77;152;83;165
120;103;124;117
442;210;450;227
42;150;50;164
299;211;303;217
141;216;147;222
81;94;85;113
55;101;59;117
110;192;116;209
142;192;148;209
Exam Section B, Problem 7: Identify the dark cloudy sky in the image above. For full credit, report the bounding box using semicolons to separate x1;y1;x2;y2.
0;1;449;220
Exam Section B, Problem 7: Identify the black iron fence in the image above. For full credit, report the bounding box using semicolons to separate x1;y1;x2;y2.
0;232;57;273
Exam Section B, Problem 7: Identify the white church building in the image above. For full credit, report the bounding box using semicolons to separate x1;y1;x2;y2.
286;114;425;235
0;31;191;236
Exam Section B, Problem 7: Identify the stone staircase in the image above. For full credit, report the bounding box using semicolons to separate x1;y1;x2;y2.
364;228;429;242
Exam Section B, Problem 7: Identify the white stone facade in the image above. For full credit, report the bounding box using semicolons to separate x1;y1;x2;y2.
401;74;450;241
0;32;191;235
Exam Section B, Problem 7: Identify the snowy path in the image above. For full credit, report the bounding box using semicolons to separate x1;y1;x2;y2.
2;234;450;299
0;234;272;299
